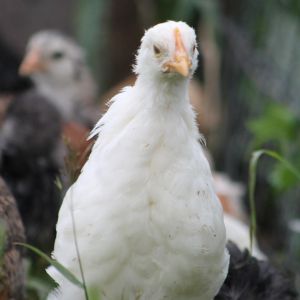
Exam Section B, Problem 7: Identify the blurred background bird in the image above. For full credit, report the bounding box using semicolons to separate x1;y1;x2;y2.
0;176;25;300
0;89;63;251
215;242;298;300
19;30;99;128
0;30;103;251
0;37;63;252
19;30;101;180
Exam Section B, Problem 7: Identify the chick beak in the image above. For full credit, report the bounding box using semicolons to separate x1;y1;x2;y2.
19;49;45;76
163;28;192;77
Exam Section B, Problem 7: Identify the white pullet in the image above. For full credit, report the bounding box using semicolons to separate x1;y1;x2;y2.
47;21;229;300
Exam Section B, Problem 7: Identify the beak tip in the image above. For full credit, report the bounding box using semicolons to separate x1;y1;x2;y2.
179;69;189;77
163;57;191;77
18;50;45;76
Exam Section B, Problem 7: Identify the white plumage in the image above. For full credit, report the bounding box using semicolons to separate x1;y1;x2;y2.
47;21;229;300
212;173;265;259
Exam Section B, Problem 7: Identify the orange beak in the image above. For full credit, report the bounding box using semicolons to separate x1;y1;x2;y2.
19;49;46;76
163;28;192;77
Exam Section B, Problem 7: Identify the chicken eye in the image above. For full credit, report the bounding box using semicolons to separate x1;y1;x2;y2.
51;51;64;60
153;45;162;56
192;44;197;53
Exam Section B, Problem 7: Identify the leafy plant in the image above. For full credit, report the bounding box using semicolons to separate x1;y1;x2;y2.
248;102;300;192
248;149;300;252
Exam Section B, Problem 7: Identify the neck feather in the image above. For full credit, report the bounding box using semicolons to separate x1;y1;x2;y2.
135;73;190;109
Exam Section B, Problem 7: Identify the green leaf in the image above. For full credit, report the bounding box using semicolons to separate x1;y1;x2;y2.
248;103;298;146
260;150;300;180
270;163;299;191
15;243;84;289
248;149;300;252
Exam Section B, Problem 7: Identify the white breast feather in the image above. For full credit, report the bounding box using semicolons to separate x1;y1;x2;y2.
47;81;229;300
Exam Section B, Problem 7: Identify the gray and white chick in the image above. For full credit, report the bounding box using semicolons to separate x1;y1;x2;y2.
19;30;99;128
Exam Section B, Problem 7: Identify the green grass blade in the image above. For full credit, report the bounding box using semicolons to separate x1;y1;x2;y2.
248;150;262;253
15;242;84;289
248;149;300;253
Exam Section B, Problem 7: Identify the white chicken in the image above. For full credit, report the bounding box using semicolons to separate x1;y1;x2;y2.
47;21;229;300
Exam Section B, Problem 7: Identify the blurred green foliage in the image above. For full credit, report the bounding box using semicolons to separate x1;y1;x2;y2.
279;0;300;17
155;0;219;27
248;101;300;292
248;103;300;192
74;0;109;87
